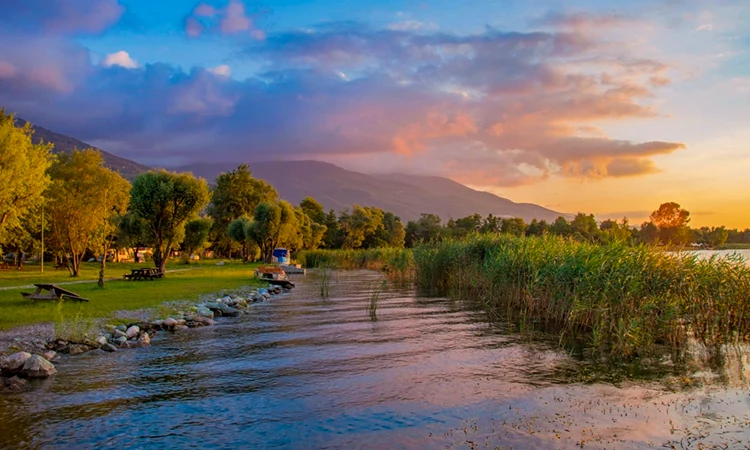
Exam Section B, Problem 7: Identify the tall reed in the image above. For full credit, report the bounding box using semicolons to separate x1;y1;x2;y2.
300;248;414;282
412;234;750;360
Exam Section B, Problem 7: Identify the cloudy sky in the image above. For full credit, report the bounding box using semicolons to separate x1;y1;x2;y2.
1;0;748;227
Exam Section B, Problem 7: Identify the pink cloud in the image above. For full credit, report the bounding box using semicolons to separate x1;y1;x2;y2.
185;0;265;39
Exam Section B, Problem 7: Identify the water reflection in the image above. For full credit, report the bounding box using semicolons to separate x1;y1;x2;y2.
0;270;747;449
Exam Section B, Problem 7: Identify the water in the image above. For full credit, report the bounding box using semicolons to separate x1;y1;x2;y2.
687;248;750;263
1;270;749;449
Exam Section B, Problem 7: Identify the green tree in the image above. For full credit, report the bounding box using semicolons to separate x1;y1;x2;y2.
340;205;384;249
322;209;343;248
382;212;406;248
182;217;213;262
649;202;691;246
208;164;277;256
117;212;147;263
525;219;549;237
405;213;442;247
599;218;632;243
130;170;211;272
481;214;502;234
46;150;130;277
299;197;326;225
570;213;599;241
293;207;327;250
639;221;659;245
550;216;571;236
247;200;299;262
500;217;527;236
0;111;54;243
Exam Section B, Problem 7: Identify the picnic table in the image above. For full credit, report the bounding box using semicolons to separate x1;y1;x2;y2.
21;284;89;302
124;267;164;281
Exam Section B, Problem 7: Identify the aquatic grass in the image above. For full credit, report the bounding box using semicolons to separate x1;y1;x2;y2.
300;248;414;282
367;280;387;321
412;234;750;360
317;264;334;298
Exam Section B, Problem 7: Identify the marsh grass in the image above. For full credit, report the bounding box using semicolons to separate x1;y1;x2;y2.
317;264;334;298
300;248;414;282
367;280;387;321
413;234;750;361
53;302;99;343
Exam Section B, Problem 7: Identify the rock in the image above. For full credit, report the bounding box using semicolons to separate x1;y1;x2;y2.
151;319;164;328
116;324;127;332
101;343;118;352
21;355;57;378
1;352;31;375
136;333;151;347
258;288;268;295
234;299;248;308
204;302;222;312
96;336;108;346
174;324;189;331
42;351;57;362
196;307;214;319
113;329;126;339
176;319;186;326
4;376;27;391
114;336;127;345
262;292;271;299
191;316;215;327
66;344;91;355
218;303;241;317
163;318;178;328
125;325;140;339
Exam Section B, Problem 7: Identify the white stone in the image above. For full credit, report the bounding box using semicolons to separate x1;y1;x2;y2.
125;325;140;339
1;352;31;374
22;355;57;378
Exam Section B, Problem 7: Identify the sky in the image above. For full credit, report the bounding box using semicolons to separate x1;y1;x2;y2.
0;0;748;227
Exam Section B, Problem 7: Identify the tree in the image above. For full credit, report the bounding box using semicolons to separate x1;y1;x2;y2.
182;217;213;262
130;170;211;272
322;209;343;248
570;213;599;241
382;212;406;248
481;214;502;234
46;150;130;277
0;111;54;243
247;200;299;262
696;226;728;248
405;213;442;247
550;216;571;237
639;221;659;245
525;219;549;237
340;205;383;249
599;218;632;243
117;212;147;263
299;197;326;225
227;216;252;261
649;202;691;246
208;164;277;256
293;207;327;250
501;217;527;236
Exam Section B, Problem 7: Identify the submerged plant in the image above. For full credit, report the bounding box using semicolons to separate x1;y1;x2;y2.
368;280;388;321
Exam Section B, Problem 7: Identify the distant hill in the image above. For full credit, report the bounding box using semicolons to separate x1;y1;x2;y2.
15;119;150;179
177;160;563;222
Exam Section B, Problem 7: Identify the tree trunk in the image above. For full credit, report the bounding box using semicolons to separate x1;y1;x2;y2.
14;247;23;270
158;248;169;273
98;256;106;288
71;253;80;277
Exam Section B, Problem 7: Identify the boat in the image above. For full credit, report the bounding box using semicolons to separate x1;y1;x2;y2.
255;265;295;289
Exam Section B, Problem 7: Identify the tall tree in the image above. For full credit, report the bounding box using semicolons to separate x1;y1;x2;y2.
182;217;213;262
599;218;632;243
340;205;383;249
299;197;326;225
247;200;299;262
130;170;211;272
293;207;327;250
208;164;277;256
0;111;54;243
500;217;527;236
550;216;572;237
525;219;549;237
570;213;599;242
405;213;442;247
46;150;130;277
117;212;147;263
227;216;253;261
648;202;691;245
322;209;342;248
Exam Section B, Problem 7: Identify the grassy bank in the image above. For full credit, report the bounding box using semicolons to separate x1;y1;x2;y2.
413;235;750;360
0;260;263;330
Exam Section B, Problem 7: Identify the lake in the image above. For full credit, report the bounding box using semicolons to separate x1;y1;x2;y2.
1;270;748;449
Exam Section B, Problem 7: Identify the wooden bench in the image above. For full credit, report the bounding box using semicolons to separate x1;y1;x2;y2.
20;284;89;302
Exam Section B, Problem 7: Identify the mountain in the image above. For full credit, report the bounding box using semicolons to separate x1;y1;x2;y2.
16;119;150;179
177;160;563;222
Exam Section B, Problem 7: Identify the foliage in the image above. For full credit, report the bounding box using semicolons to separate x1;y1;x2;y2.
300;196;326;224
182;217;213;260
227;216;255;261
130;170;211;272
208;164;277;255
46;150;130;277
405;213;442;247
501;216;527;237
117;212;147;261
648;202;692;246
247;200;298;262
0;111;54;243
339;205;383;249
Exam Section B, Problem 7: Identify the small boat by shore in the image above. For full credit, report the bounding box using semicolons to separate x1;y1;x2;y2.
255;265;295;289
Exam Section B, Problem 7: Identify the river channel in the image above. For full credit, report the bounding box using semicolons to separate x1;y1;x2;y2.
1;270;748;449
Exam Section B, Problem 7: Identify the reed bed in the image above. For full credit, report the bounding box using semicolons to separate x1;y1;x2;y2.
413;234;750;360
300;248;414;282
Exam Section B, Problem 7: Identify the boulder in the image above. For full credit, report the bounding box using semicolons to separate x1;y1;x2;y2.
151;319;164;328
96;336;108;346
234;299;248;308
3;376;27;391
114;336;127;345
1;352;31;375
251;293;264;302
191;316;215;327
21;355;57;378
42;351;57;362
66;344;91;355
101;343;118;352
116;324;127;332
113;329;127;339
125;325;140;339
204;302;222;312
218;303;241;317
136;333;151;347
163;318;178;328
174;324;189;331
176;319;186;326
196;307;214;319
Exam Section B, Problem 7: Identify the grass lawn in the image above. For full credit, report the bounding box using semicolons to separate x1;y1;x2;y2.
0;260;264;331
